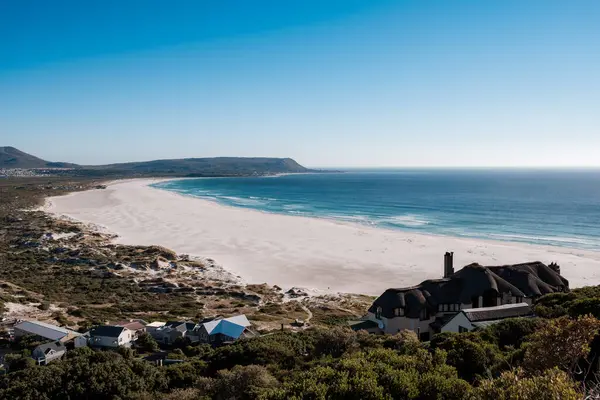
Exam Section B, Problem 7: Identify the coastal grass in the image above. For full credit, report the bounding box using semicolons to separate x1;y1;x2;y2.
0;178;367;329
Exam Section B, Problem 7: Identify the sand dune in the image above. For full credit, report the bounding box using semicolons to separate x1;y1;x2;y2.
45;179;600;295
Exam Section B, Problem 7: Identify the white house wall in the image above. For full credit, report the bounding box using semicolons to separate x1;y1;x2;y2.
91;330;133;348
441;312;474;333
365;312;436;336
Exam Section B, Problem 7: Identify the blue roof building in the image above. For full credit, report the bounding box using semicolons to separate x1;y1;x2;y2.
198;315;252;345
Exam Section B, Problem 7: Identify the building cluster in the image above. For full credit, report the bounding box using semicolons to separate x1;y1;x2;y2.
11;315;253;365
8;253;572;367
0;168;63;177
350;252;568;340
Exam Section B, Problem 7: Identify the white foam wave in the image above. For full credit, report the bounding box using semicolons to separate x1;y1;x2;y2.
380;214;431;227
283;204;305;210
329;214;373;224
248;196;277;202
220;196;268;206
288;210;308;215
487;233;599;246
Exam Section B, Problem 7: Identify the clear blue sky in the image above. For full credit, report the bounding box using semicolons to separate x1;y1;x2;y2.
1;0;599;167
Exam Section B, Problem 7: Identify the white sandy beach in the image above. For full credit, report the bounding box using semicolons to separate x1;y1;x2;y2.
45;179;600;295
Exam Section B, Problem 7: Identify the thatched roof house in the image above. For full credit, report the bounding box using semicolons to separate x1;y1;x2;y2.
364;255;568;339
370;261;567;319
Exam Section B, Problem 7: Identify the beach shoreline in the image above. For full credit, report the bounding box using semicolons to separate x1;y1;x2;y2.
44;178;600;295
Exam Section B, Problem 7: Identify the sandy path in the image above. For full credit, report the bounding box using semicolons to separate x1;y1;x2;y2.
45;179;600;295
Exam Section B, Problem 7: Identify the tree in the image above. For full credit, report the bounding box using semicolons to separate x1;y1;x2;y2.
522;315;600;374
568;298;600;319
481;317;545;349
213;365;279;400
388;329;422;355
312;326;358;358
469;368;581;400
136;332;160;352
5;354;36;372
167;348;186;360
429;332;504;382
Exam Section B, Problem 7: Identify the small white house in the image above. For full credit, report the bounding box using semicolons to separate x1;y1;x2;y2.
89;326;134;348
441;303;533;333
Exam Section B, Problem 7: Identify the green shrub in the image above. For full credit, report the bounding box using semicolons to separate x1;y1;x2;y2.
469;368;581;400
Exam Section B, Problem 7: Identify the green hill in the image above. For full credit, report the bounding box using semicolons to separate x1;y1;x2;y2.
0;146;77;169
0;147;311;176
92;157;309;176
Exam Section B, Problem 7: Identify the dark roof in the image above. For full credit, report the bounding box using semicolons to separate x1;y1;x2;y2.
487;262;569;297
165;321;195;332
90;325;126;338
185;322;197;331
165;321;184;329
347;320;379;331
430;314;456;331
370;261;567;319
35;341;66;354
463;303;533;322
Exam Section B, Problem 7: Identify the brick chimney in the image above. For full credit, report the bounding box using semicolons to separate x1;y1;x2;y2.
444;252;454;278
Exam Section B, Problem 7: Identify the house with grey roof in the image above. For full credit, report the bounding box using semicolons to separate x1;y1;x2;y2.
32;341;67;365
440;302;534;333
89;325;135;348
150;321;198;345
360;252;568;340
13;320;80;343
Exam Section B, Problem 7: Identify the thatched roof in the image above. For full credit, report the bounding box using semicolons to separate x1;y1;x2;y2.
369;261;568;319
487;261;568;296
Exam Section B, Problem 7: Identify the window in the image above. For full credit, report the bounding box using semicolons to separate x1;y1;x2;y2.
471;295;480;308
393;308;405;317
376;306;382;320
459;326;469;333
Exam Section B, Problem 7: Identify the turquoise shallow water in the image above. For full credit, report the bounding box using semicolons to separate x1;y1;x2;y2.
152;170;600;251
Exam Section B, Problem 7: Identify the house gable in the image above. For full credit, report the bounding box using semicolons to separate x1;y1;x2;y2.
441;312;474;333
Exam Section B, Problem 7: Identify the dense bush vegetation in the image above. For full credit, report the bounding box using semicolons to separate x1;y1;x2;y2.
1;315;599;399
1;180;599;398
535;285;600;319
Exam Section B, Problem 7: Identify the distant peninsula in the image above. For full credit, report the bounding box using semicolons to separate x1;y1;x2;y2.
0;146;319;177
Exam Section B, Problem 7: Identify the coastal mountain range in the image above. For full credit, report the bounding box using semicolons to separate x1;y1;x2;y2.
0;146;310;176
0;146;78;169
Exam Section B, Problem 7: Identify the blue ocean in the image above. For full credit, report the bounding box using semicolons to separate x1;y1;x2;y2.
152;170;600;251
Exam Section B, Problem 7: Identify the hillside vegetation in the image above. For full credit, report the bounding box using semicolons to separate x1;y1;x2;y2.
2;315;599;399
0;147;311;177
0;146;76;169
